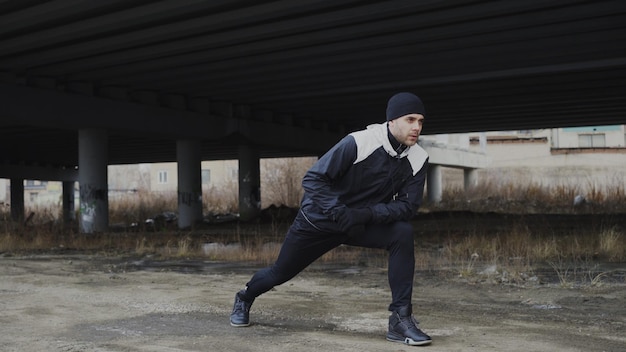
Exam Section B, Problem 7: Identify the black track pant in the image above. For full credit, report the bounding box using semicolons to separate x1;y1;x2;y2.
242;210;416;311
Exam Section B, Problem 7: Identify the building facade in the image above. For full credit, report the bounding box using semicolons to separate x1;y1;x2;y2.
462;125;626;192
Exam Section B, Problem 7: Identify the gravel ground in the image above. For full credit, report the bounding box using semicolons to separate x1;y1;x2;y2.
0;254;625;352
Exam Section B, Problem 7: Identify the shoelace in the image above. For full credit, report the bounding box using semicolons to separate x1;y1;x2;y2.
399;315;421;330
234;299;250;312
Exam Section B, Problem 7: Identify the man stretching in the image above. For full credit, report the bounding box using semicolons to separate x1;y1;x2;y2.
230;92;432;346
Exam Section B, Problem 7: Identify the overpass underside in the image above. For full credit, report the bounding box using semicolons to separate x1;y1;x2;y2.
0;1;624;231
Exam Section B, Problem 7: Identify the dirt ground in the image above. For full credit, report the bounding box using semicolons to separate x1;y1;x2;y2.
1;252;625;352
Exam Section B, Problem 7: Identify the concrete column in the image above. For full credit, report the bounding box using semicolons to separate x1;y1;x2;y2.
464;168;478;192
177;140;203;229
78;129;108;233
427;164;442;203
238;144;261;221
62;181;76;224
0;179;7;204
10;178;24;222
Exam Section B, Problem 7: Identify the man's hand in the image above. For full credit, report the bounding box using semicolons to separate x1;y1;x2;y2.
334;207;372;236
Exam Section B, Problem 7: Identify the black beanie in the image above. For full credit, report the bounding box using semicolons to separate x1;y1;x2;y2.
386;92;425;121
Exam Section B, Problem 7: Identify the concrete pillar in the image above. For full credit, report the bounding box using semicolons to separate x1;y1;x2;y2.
78;129;108;233
177;140;203;229
238;144;261;221
479;132;487;152
427;164;442;203
464;168;478;192
10;178;24;222
62;181;76;224
0;179;7;204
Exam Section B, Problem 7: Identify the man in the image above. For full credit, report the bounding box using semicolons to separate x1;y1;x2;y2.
230;92;432;346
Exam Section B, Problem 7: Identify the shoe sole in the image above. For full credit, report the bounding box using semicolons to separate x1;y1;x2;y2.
230;321;251;327
386;336;432;346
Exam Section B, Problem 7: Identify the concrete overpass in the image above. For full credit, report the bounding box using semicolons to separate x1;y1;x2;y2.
0;1;624;231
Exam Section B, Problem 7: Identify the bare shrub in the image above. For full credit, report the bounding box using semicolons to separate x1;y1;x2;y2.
109;190;177;225
203;179;238;213
261;157;316;208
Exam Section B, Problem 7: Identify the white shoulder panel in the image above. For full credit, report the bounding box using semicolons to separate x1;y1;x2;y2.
406;144;429;175
349;128;381;164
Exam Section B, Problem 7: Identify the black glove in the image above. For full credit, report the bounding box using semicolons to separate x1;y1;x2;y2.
334;207;372;236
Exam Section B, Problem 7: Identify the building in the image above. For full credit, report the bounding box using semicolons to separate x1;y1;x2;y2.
465;125;626;192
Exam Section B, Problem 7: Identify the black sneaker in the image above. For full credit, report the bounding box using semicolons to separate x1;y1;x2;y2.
230;290;254;327
386;304;432;346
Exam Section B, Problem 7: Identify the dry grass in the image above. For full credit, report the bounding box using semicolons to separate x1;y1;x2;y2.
108;191;178;227
438;223;626;286
438;176;626;214
1;181;625;287
598;227;623;261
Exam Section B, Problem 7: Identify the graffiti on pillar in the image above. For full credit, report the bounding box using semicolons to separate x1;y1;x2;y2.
241;171;260;208
79;184;106;232
80;202;96;228
243;186;261;209
178;191;201;206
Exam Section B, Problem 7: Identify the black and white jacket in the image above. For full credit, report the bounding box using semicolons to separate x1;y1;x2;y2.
300;122;429;232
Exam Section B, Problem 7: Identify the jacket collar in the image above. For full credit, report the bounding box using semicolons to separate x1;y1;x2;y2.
366;122;411;158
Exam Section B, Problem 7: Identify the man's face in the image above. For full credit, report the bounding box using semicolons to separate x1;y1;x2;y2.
388;113;424;146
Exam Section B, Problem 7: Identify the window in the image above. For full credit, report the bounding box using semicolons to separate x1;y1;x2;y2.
229;168;238;180
24;180;47;190
158;171;168;184
202;169;211;183
578;134;606;148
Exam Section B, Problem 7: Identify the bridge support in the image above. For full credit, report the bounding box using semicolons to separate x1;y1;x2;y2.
62;181;76;225
177;139;203;229
238;144;261;221
78;129;109;233
464;168;478;192
427;164;442;203
10;178;24;222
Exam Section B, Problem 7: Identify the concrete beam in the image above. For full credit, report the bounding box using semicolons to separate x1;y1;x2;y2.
0;83;342;154
421;142;491;169
0;163;78;182
236;118;340;153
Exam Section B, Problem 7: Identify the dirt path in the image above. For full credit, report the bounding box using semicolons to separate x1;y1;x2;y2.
0;254;624;352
